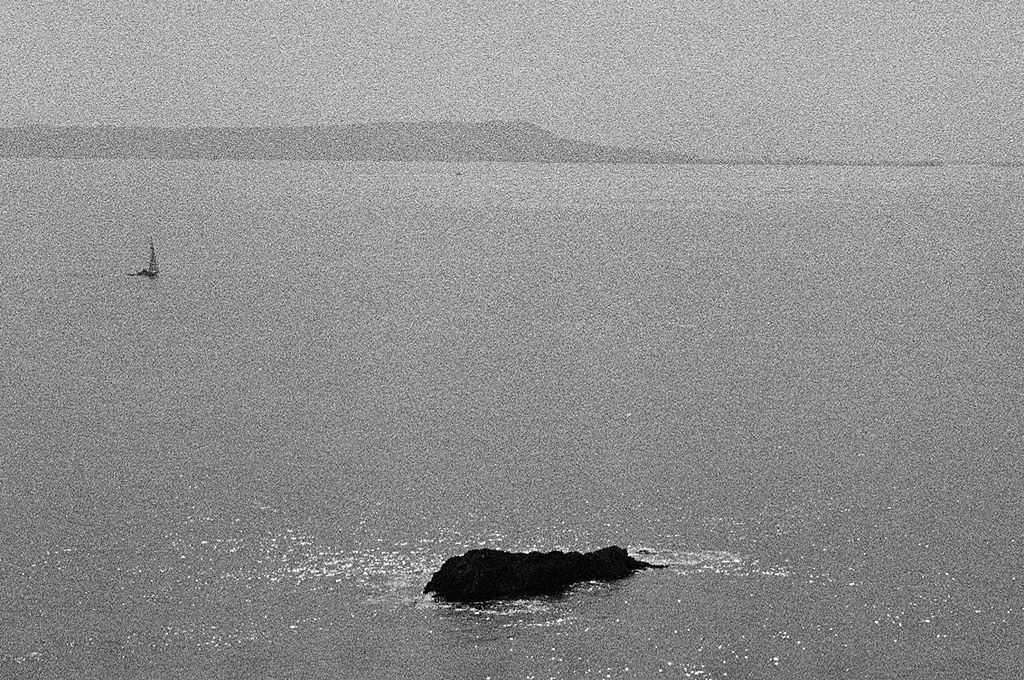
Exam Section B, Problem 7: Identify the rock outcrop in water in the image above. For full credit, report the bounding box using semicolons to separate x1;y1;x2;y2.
423;546;664;603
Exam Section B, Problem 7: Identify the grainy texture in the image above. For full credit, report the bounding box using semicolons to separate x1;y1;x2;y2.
3;2;1020;162
1;148;1022;680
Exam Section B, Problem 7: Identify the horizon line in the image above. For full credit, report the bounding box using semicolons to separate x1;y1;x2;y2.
2;123;1016;165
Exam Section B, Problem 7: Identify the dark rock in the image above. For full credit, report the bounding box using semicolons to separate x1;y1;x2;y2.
423;545;665;603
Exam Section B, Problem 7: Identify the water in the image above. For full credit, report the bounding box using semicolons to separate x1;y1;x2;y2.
1;160;1021;679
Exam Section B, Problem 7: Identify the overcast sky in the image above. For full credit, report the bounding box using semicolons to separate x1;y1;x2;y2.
2;0;1021;160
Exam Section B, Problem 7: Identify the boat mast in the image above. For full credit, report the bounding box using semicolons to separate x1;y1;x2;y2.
148;239;158;274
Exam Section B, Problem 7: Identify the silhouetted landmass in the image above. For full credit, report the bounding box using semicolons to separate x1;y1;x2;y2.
0;122;686;164
0;122;943;166
423;546;664;603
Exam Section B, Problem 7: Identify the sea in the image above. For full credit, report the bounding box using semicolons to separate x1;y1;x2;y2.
0;159;1021;680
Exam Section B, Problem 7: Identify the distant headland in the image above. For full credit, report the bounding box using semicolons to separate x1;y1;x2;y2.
0;121;942;166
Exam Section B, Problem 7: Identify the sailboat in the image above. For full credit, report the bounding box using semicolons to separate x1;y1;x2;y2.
128;238;159;278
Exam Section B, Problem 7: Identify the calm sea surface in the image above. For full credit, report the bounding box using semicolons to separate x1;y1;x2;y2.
0;160;1021;679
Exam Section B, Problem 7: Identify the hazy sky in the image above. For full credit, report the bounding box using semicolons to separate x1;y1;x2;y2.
2;0;1021;159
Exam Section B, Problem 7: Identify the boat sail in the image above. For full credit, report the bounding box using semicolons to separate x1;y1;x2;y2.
129;238;159;278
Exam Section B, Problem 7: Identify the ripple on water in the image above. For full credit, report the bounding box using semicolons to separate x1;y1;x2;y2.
631;546;792;579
